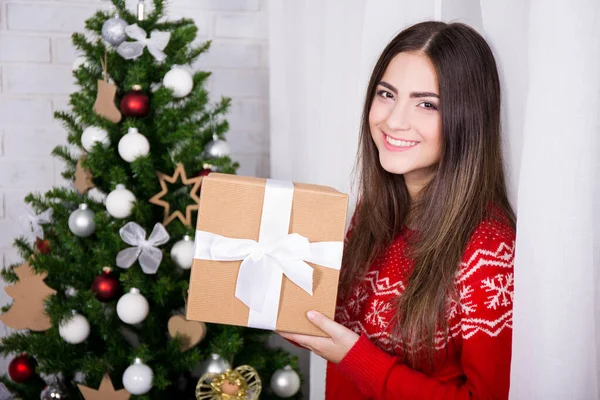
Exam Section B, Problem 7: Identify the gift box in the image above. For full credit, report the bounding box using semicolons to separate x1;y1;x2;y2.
186;173;348;336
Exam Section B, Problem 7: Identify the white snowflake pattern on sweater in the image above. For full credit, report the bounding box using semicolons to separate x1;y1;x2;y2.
337;218;516;355
365;299;392;328
448;284;476;319
481;273;514;310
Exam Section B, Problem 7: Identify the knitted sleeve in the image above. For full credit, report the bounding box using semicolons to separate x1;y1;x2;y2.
336;219;516;399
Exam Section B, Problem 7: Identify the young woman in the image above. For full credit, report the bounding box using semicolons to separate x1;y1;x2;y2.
280;21;516;399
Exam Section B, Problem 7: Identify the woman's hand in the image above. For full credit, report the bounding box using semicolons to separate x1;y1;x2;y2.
278;311;360;364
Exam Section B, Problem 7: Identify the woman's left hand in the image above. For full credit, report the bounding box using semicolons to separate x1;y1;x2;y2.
278;311;360;364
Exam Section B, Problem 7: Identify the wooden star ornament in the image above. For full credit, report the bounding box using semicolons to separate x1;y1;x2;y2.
149;163;202;227
78;374;131;400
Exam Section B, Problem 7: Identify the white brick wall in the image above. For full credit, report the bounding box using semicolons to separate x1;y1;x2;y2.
0;0;270;369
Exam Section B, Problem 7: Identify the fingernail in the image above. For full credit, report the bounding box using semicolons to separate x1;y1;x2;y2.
306;311;316;320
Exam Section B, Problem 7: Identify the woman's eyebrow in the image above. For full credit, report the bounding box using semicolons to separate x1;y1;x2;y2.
378;81;398;94
410;92;439;99
378;81;439;99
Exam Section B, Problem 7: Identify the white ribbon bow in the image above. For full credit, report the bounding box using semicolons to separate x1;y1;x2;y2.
116;24;171;62
116;222;170;274
20;206;53;240
193;179;344;330
0;382;13;400
195;231;333;313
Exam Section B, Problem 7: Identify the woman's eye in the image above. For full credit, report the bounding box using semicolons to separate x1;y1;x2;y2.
376;90;394;100
418;101;438;110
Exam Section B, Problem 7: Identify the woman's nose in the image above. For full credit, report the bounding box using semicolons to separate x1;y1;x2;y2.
384;102;410;131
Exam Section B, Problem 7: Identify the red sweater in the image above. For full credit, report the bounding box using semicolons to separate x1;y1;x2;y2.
326;216;516;399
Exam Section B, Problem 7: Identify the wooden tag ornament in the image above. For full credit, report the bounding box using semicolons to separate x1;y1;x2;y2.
0;260;56;331
168;315;206;351
93;53;122;123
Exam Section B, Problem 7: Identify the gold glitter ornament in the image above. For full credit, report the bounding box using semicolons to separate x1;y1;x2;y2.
196;365;261;400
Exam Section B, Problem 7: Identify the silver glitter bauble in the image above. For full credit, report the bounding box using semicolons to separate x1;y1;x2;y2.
40;383;68;399
192;353;231;380
102;17;128;47
270;366;300;398
204;138;230;158
68;204;96;238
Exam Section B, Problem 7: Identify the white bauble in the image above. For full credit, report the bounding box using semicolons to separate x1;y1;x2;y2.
163;67;193;98
106;184;136;219
81;126;110;152
118;127;150;163
170;235;194;270
59;313;90;344
270;366;301;398
122;358;153;395
117;288;149;325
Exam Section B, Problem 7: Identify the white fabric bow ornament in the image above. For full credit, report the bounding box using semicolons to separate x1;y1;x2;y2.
20;206;53;240
116;222;170;274
116;24;171;62
0;382;14;400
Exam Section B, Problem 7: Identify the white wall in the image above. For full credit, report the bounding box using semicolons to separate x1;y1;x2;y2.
0;0;270;368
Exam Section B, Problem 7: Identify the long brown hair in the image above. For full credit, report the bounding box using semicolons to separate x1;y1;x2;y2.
339;21;516;369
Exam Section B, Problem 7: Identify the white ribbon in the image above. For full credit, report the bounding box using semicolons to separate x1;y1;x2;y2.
194;179;343;330
116;24;171;62
116;222;170;274
20;206;53;240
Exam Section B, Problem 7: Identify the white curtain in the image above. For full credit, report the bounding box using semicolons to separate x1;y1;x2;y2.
509;0;600;399
268;0;600;399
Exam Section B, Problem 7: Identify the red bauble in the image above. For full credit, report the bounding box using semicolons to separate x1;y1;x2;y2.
35;237;50;254
194;168;212;178
120;85;150;118
8;354;35;383
194;164;216;178
91;269;120;302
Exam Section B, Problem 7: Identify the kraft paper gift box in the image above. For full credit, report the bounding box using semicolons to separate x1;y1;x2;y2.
186;173;348;336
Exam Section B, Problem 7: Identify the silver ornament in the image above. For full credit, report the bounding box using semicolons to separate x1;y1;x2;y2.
40;383;68;399
102;17;128;47
204;136;230;159
270;366;300;398
68;204;96;238
192;353;231;379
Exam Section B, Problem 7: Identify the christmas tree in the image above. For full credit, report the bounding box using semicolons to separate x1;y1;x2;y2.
0;1;302;399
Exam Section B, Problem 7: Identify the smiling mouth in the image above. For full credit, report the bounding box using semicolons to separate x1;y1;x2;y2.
384;134;420;148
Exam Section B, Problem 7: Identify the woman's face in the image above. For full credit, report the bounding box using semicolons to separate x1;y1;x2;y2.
369;51;442;187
